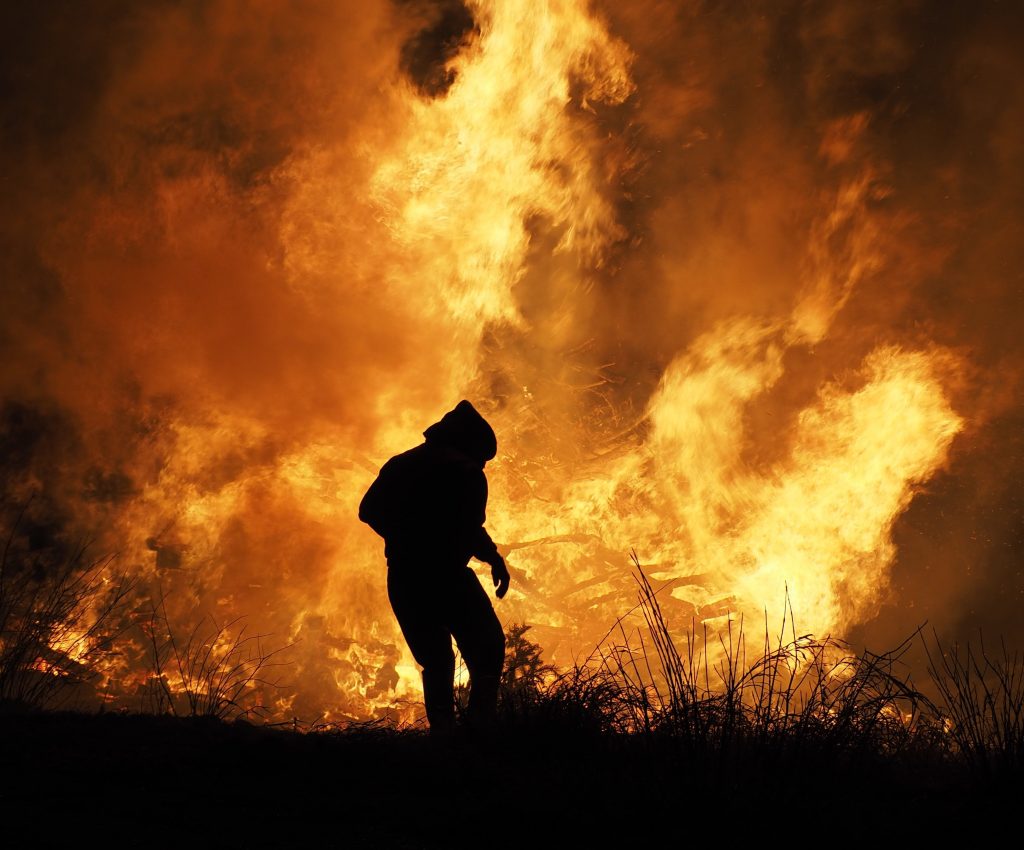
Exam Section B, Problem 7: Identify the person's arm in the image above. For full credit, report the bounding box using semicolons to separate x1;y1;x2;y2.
468;471;510;599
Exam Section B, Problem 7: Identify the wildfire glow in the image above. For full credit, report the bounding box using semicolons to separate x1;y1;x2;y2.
5;0;988;722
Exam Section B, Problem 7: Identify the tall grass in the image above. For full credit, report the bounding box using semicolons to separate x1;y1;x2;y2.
597;564;930;765
925;631;1024;776
0;506;132;709
489;557;1024;778
141;592;292;720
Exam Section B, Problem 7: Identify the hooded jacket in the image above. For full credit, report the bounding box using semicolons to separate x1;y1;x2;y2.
358;401;500;570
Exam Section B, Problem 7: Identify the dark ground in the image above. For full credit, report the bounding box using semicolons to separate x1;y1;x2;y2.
0;710;1017;847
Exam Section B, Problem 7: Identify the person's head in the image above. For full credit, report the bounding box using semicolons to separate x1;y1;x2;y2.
423;400;497;466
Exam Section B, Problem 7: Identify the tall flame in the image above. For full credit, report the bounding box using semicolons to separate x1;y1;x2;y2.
1;0;983;721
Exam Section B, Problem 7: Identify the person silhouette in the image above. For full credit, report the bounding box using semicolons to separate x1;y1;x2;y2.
359;400;510;732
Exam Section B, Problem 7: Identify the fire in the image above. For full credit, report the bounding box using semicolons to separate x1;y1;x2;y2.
366;0;634;392
3;0;982;721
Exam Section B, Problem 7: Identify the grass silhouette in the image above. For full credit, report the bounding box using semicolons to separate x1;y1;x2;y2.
2;539;1023;844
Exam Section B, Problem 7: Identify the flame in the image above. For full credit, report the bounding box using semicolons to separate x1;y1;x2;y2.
358;0;636;424
3;0;976;721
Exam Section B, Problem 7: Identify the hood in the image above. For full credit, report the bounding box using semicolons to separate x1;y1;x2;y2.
423;400;497;464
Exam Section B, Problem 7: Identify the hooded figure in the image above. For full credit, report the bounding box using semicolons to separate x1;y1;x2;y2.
359;400;510;731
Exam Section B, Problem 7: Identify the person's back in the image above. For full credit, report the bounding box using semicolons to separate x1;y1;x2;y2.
359;400;510;732
359;440;491;570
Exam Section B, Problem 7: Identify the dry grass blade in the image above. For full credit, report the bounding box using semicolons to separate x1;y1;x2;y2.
924;630;1024;775
0;506;133;709
142;590;293;720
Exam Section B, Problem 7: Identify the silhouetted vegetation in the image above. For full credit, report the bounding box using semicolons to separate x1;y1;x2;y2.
140;593;293;720
3;531;1024;844
453;558;1024;789
0;505;131;709
926;631;1024;777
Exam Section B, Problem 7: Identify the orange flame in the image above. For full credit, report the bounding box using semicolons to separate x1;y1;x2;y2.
9;0;972;721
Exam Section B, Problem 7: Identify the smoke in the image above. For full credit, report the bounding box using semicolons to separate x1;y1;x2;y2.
1;0;431;424
2;0;1023;718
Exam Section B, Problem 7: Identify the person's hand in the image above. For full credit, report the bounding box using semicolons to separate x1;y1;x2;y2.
490;554;510;599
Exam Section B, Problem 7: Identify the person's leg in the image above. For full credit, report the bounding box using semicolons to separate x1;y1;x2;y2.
447;568;505;725
387;569;456;732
